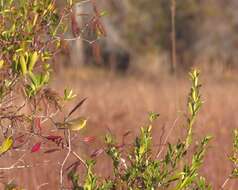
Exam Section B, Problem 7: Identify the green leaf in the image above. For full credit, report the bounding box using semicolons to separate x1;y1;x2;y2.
99;10;109;17
149;112;160;122
28;51;38;71
19;55;27;75
64;88;77;101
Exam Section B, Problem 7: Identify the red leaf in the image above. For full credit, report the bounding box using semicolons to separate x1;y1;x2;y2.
45;135;64;148
31;142;41;153
44;148;60;154
65;161;81;172
82;136;96;143
46;135;62;141
71;9;80;37
92;42;102;64
15;135;25;143
116;143;126;149
34;117;41;130
123;131;131;138
90;148;104;158
122;131;131;144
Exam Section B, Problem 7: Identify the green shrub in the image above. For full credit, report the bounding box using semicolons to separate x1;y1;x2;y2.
67;70;238;190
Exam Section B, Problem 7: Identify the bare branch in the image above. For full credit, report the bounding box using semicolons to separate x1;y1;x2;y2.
156;117;179;159
60;129;71;188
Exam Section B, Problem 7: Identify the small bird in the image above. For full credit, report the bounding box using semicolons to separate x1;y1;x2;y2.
56;117;87;131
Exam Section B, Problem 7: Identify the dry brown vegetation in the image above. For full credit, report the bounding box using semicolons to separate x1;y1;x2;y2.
58;67;238;188
2;66;234;189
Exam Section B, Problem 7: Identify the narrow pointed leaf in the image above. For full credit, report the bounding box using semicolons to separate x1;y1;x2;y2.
67;97;87;119
44;148;60;154
83;136;96;143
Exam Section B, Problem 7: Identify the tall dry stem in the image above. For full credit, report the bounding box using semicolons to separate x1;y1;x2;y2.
171;0;177;73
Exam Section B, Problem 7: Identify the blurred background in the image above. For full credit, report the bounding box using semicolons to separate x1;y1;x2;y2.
6;0;238;189
53;0;238;189
56;0;238;74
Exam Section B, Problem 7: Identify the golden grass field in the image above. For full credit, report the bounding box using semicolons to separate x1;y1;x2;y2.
1;66;238;189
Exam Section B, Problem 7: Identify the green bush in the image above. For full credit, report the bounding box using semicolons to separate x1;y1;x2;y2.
67;70;238;190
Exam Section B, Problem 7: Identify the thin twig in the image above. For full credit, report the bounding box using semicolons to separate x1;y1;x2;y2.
60;129;71;188
156;117;179;159
41;109;60;124
170;0;177;72
37;182;49;190
0;153;26;170
220;176;231;189
157;124;166;152
77;0;92;6
71;150;87;167
55;34;100;44
0;159;51;170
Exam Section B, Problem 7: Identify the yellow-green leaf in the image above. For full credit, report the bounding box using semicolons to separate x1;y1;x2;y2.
33;13;39;27
19;55;27;75
0;60;4;69
28;51;38;71
0;136;13;155
99;10;109;17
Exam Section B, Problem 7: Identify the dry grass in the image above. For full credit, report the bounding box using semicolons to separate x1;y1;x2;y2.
1;66;238;189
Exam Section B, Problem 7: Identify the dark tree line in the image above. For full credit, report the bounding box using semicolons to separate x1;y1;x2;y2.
56;0;238;71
